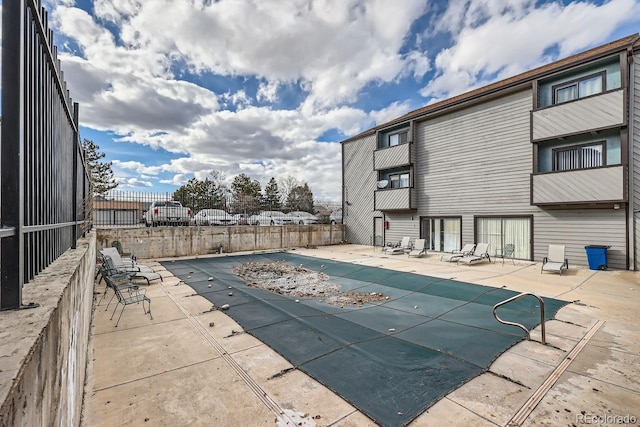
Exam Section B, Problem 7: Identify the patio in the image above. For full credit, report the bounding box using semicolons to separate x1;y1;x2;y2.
82;244;640;426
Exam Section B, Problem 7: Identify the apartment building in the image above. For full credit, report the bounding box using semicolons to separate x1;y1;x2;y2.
341;34;640;270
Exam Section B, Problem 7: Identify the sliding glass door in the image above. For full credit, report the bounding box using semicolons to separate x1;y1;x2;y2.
476;216;531;260
421;217;461;252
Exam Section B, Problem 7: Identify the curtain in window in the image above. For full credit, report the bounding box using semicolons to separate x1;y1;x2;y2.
503;218;530;259
476;218;502;255
477;217;531;259
581;145;602;168
400;173;409;188
442;219;460;252
556;85;577;103
422;218;461;251
555;149;578;171
578;76;602;97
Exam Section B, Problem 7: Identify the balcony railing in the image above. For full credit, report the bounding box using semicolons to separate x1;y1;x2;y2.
374;187;415;211
531;165;625;205
374;142;411;170
532;90;624;141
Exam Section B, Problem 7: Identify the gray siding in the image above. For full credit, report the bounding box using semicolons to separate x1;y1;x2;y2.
344;84;633;268
415;90;534;217
534;209;626;270
532;166;625;204
383;212;420;245
532;89;624;140
343;134;378;245
633;54;640;269
374;143;411;170
374;188;412;211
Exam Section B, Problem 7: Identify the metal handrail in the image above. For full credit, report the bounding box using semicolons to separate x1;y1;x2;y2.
493;292;546;344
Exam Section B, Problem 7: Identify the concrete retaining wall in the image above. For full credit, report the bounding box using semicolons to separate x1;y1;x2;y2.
96;225;346;258
0;232;96;427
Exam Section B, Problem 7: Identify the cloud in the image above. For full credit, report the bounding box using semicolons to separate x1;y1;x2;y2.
82;0;428;109
421;0;640;99
115;177;154;188
47;0;434;200
369;101;414;127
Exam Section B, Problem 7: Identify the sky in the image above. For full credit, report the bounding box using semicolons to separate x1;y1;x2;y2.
25;0;640;200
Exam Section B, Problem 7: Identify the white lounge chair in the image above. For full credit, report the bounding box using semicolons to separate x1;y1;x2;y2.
441;243;475;262
457;243;491;265
408;239;427;258
383;237;411;255
541;244;568;275
100;247;162;285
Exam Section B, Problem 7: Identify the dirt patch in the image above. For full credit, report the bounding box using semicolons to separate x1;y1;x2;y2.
233;261;386;306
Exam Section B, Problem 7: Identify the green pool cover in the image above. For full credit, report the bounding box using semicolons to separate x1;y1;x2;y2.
162;252;568;427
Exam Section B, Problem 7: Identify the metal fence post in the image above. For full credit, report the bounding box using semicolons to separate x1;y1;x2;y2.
1;0;26;310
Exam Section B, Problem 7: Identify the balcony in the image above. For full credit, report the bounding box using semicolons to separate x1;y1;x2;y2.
531;165;626;205
532;90;624;141
374;142;411;170
374;187;415;211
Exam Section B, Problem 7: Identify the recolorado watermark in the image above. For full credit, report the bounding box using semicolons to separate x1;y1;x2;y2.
576;413;637;425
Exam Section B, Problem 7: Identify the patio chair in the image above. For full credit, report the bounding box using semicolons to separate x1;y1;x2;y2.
541;244;568;275
457;243;491;265
441;243;475;262
495;243;515;265
100;247;162;285
111;240;131;257
383;236;412;255
98;255;140;311
408;239;427;258
108;272;152;327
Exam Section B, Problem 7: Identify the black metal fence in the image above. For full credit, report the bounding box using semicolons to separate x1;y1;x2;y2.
1;0;92;310
94;190;341;226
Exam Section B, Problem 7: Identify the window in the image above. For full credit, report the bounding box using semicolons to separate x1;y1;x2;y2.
552;72;604;104
476;217;531;260
388;131;408;147
389;172;410;188
421;218;461;252
553;142;604;171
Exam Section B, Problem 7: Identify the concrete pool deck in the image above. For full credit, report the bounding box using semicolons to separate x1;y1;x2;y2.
82;245;640;426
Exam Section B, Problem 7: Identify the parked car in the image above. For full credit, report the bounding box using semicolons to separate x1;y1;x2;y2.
286;211;318;225
145;201;191;227
232;213;249;225
194;209;237;226
330;208;342;225
248;210;289;226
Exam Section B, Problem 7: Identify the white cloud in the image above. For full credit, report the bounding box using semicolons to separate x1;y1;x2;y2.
74;0;428;109
48;0;434;200
257;81;280;103
369;101;414;127
421;0;640;99
159;173;189;186
116;177;153;188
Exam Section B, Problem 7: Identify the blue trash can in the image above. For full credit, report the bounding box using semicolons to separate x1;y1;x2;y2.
584;245;610;270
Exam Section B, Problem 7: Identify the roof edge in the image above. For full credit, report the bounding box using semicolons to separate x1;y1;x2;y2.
342;33;639;144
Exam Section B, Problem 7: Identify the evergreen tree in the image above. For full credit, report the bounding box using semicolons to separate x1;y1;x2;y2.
173;177;226;212
285;183;314;212
262;177;282;211
82;139;117;195
230;173;261;215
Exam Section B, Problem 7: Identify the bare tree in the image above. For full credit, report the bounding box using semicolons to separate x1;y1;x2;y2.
278;176;300;204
